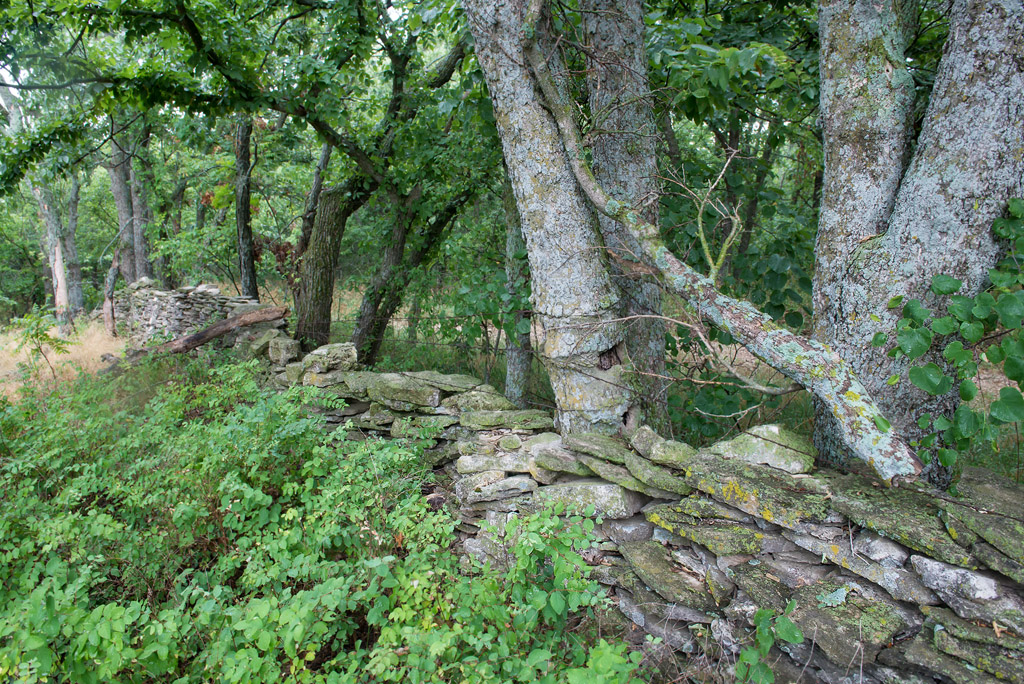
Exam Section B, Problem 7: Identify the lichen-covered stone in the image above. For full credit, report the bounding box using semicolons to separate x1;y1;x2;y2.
459;410;554;430
366;373;442;408
730;563;790;615
789;579;912;664
897;634;1003;684
705;424;816;474
301;342;358;373
249;328;284;357
853;530;911;568
563;432;634;464
600;516;654;543
972;541;1024;585
941;501;1024;568
348;403;398;429
623;452;692;496
933;622;1024;682
531;443;593;477
456;451;530;474
911;555;1024;635
645;504;787;556
616;591;696;652
649;439;698;468
628;425;663;458
672;494;751;523
533;479;645;519
577;454;674;499
404;370;482;392
618;541;716;612
269;337;302;364
922;606;1024;653
455;470;506;502
284;361;305;384
302;369;355;388
615;568;713;624
785;531;939;605
523;432;561;451
497;434;522;450
390;415;458;439
827;472;974;567
441;389;516;412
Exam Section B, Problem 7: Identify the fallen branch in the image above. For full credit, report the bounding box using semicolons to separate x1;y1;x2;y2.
523;0;922;484
152;306;288;354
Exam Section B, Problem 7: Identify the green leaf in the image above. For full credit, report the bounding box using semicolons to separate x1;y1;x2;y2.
953;405;982;439
991;387;1024;423
948;296;974;321
960;321;984;344
897;328;933;359
1005;355;1024;384
773;616;803;644
930;274;963;295
515;319;532;335
870;332;887;347
930;317;958;335
908;363;953;396
873;414;891;432
902;300;930;324
959;379;978;402
887;295;904;309
937;448;958;467
995;292;1024;329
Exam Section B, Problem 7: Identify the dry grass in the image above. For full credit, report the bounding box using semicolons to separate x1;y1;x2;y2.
0;318;125;399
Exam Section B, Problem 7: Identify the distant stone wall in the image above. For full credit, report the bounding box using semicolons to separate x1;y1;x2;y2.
259;336;1024;684
113;278;266;343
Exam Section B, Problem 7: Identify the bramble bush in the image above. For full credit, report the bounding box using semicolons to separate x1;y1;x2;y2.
0;355;642;683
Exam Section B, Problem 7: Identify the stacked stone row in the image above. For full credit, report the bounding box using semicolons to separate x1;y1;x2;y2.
113;278;262;344
259;338;1024;684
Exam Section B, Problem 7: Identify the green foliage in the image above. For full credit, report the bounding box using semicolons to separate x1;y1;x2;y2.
5;305;72;378
735;600;803;684
0;356;640;683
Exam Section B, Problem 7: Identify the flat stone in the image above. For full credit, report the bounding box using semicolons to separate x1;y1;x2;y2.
249;328;284;357
615;591;696;652
600;516;655;543
441;389;516;412
789;578;912;665
563;432;634;465
853;530;911;568
303;369;357;388
455;470;506;502
941;500;1024;568
301;343;358;373
730;562;791;615
827;472;974;567
670;494;751;523
628;425;663;458
532;444;593;477
645;504;790;556
268;337;302;364
497;434;522;451
618;540;716;612
404;370;482;392
366;373;442;407
624;451;693;496
972;541;1024;585
523;432;561;451
533;479;646;519
466;476;538;504
705;424;816;474
933;628;1024;683
456;451;530;474
911;555;1024;635
922;606;1024;653
390;415;459;439
898;634;1003;684
615;568;712;623
577;454;674;499
348;403;398;429
956;466;1024;521
785;531;939;605
459;410;554;431
649;439;698;469
284;362;305;384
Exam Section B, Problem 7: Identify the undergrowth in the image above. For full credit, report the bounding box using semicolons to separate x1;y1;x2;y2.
0;355;642;683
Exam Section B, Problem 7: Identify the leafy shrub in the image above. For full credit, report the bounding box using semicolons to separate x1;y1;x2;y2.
0;357;640;683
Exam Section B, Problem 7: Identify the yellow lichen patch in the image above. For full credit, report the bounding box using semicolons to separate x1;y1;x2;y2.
721;480;752;504
844;390;861;401
761;508;774;522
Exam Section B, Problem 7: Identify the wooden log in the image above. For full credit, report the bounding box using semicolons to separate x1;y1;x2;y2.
151;306;288;354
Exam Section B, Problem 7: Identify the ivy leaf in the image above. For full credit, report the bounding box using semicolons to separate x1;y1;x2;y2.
990;387;1024;423
897;328;933;359
959;379;978;402
908;363;953;396
995;292;1024;329
902;300;930;324
930;274;963;295
871;332;887;347
960;321;984;344
930;317;958;336
774;616;803;644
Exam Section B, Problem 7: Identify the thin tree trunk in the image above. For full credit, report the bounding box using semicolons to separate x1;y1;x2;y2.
234;117;259;300
64;172;84;316
129;125;154;279
31;184;71;325
582;0;668;430
503;176;532;408
103;252;120;336
107;123;137;284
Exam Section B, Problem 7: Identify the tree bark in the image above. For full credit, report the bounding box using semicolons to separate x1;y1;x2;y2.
103;251;120;337
234;117;259;300
64;172;84;316
503;177;532;408
298;142;332;257
295;180;374;347
129;128;154;280
31;183;70;325
151;306;287;354
464;0;640;434
813;0;1024;476
107;123;137;284
582;0;668;430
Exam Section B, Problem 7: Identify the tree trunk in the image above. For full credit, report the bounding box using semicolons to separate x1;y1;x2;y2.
503;176;532;408
581;0;668;430
64;172;84;316
464;0;641;434
813;0;1024;478
298;143;332;257
103;252;120;337
107;124;137;284
31;184;71;325
295;181;373;347
152;306;287;354
234;117;259;300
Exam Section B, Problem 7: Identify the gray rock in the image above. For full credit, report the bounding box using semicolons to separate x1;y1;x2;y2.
441;389;516;412
466;476;538;505
601;516;655;543
301;343;358;373
456;451;530;474
705;424;816;474
455;470;506;502
460;410;555;431
249;328;285;357
533;479;646;519
268;337;302;364
854;530;910;568
911;555;1024;634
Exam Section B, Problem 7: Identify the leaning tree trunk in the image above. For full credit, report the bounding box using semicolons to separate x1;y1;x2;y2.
581;0;668;430
813;0;1024;476
464;0;642;434
503;176;532;408
234;117;259;301
107;125;137;284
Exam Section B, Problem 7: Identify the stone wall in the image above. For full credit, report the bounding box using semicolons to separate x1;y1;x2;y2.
113;278;267;343
259;337;1024;684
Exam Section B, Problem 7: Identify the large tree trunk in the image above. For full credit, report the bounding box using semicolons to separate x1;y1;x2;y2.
107;124;137;284
581;0;668;430
294;181;373;347
504;176;532;408
129;128;154;280
298;143;332;257
31;184;71;325
234;117;259;300
813;0;1024;477
464;0;641;434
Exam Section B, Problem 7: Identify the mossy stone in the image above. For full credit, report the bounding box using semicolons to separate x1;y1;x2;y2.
705;424;816;474
615;569;713;624
623;452;692;496
498;435;522;451
933;628;1024;683
460;410;554;431
532;445;593;477
404;370;482;392
532;479;646;519
442;389;516;412
366;373;442;407
941;501;1024;568
577;454;674;499
618;540;716;612
899;634;1003;684
563;432;634;464
649;439;698;468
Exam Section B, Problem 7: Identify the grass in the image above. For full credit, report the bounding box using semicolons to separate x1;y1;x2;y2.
0;318;125;399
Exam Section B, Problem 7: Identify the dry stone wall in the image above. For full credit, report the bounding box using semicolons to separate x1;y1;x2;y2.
260;338;1024;684
113;277;268;343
